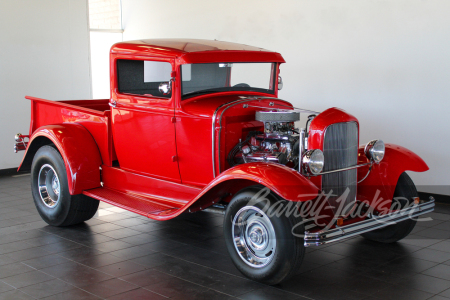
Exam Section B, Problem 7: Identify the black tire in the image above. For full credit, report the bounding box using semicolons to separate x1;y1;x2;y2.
31;146;99;226
361;172;417;243
223;185;305;285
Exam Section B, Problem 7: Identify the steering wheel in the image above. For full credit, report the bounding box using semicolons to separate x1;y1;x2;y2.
233;83;250;88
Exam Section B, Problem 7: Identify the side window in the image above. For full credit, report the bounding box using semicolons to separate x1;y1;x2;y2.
116;59;172;98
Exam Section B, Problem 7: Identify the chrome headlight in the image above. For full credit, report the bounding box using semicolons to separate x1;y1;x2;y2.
302;149;324;175
365;140;385;163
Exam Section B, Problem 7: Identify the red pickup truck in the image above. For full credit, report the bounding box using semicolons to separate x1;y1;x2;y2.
15;39;434;284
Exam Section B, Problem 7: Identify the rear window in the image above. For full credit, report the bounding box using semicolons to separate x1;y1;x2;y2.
116;59;172;98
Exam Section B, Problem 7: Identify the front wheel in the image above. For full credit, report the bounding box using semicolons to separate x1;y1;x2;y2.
31;146;99;226
223;186;305;285
361;172;418;243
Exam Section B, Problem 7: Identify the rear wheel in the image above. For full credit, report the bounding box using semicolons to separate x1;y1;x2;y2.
31;146;99;226
223;186;305;285
361;172;417;243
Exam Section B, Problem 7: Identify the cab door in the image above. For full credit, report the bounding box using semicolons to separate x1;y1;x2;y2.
111;57;180;182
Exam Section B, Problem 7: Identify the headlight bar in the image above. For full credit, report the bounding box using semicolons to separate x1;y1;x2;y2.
304;139;384;177
309;161;373;176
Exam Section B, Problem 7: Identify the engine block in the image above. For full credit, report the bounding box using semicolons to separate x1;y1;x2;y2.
228;110;300;168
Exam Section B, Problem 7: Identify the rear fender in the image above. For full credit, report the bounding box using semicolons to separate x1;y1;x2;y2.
357;143;428;211
18;124;102;195
187;162;320;212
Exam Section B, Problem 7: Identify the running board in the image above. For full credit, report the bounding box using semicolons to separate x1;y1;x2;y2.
83;187;180;218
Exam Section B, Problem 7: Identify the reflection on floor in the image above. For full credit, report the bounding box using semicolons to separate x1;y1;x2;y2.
0;174;449;299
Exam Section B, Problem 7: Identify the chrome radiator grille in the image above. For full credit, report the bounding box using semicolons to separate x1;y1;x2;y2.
322;122;358;216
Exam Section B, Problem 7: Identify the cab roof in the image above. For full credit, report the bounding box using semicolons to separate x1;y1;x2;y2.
111;39;285;64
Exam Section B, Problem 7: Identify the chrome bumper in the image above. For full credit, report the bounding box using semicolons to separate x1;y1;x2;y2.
304;197;435;247
14;133;28;153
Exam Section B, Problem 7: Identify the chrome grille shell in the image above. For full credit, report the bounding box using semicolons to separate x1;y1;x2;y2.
322;122;358;216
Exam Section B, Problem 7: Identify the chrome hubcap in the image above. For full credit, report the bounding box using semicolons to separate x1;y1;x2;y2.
51;176;60;196
38;164;60;208
232;206;276;268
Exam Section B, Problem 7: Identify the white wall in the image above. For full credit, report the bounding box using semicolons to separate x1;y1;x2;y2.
121;0;450;195
0;0;92;169
90;31;122;99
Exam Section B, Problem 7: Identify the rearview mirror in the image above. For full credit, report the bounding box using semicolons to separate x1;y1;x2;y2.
159;81;172;95
278;76;283;90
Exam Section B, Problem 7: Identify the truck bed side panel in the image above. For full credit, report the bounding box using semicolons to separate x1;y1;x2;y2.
28;97;112;166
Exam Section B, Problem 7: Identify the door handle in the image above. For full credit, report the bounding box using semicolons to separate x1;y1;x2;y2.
109;100;117;108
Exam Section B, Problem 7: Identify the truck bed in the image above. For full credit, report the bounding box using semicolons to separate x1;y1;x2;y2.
26;96;115;166
59;99;111;112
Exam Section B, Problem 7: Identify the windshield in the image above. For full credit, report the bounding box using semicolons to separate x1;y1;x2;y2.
181;63;276;99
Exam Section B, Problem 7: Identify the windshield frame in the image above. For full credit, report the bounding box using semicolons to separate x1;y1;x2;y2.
180;62;277;100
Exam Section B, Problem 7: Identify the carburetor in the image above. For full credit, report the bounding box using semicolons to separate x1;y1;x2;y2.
228;110;301;167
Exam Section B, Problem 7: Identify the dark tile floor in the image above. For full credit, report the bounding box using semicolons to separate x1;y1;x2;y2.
0;174;449;300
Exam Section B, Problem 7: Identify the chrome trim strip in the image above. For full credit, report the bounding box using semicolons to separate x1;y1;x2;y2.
217;98;260;174
304;197;435;247
298;128;306;172
211;97;253;178
311;162;373;176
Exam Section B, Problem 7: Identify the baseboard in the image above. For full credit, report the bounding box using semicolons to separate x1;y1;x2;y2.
418;191;450;205
0;168;29;177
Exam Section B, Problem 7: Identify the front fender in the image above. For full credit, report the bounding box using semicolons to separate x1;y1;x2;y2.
182;162;319;215
19;124;102;195
147;162;320;220
357;143;428;210
212;163;319;201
